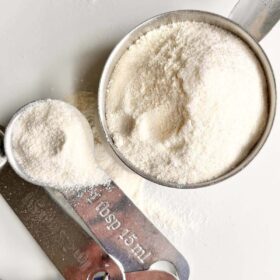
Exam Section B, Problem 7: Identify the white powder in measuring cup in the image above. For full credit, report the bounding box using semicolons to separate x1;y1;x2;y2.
11;99;109;189
70;91;144;199
106;21;268;185
70;91;204;238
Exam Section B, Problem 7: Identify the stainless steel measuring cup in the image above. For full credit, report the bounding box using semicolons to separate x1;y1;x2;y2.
98;0;279;189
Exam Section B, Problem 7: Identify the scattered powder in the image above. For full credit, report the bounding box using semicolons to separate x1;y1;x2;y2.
70;91;144;199
106;21;268;185
70;91;204;247
11;99;109;189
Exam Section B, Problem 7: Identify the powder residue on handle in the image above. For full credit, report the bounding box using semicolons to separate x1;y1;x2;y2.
11;99;109;189
106;21;268;185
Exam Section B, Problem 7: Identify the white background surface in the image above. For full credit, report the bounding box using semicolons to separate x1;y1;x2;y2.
0;0;279;279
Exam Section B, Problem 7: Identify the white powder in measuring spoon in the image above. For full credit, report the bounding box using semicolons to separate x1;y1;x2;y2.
106;21;268;185
11;99;109;189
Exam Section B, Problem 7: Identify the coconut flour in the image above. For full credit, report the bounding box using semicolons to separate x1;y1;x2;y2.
70;91;144;198
71;91;194;239
106;21;268;185
11;99;109;188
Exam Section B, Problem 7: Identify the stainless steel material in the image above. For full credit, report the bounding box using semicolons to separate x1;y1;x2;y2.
2;105;189;279
0;164;123;280
64;182;188;279
0;163;177;280
0;128;6;169
230;0;280;41
98;9;277;189
126;271;177;280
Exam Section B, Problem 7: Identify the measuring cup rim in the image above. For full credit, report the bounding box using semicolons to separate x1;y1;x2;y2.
98;9;277;189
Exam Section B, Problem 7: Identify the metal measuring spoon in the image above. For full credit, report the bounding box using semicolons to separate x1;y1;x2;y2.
0;161;179;280
98;0;279;189
1;100;189;280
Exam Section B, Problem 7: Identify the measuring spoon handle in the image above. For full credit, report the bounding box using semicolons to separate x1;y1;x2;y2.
63;182;189;280
126;271;177;280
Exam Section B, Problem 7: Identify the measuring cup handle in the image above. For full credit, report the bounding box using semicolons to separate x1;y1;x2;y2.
229;0;280;41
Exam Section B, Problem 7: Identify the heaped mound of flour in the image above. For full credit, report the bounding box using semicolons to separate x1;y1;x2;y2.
12;99;109;189
106;21;268;185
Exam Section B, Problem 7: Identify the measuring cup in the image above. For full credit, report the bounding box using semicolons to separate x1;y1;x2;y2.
0;100;189;280
98;0;279;189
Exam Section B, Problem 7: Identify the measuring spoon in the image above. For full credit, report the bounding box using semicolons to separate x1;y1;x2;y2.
1;100;189;279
